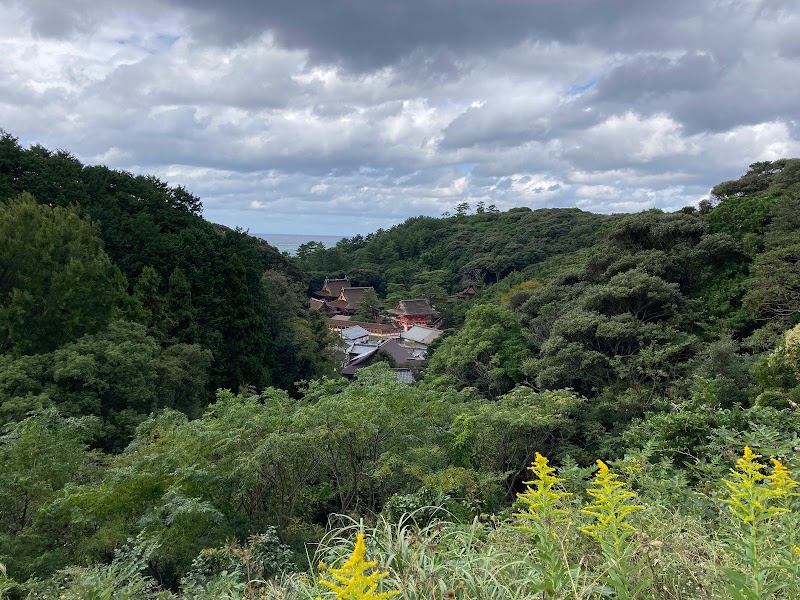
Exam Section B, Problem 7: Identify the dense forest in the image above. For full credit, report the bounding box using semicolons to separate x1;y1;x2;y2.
2;134;800;599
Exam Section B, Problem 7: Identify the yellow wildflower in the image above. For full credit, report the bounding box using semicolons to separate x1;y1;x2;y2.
515;452;571;529
317;533;399;600
767;457;799;499
580;460;643;544
723;447;788;524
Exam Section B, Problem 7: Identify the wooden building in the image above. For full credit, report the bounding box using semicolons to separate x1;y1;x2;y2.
388;299;440;331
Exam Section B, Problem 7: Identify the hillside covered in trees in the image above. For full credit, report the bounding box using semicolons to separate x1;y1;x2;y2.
2;142;800;599
0;131;336;451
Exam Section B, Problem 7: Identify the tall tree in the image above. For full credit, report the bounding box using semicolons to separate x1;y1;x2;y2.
165;267;198;344
426;304;529;398
214;254;273;391
131;266;168;341
0;194;126;355
353;288;381;322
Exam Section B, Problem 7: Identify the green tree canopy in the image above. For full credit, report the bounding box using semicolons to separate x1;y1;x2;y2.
0;194;126;355
426;304;529;398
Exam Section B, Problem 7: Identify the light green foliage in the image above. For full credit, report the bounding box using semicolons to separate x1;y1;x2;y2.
51;321;161;443
298;365;455;513
0;410;96;580
751;324;800;409
466;387;584;498
266;451;797;600
19;370;460;586
426;304;529;398
26;535;167;600
0;321;212;450
180;528;297;597
692;335;751;408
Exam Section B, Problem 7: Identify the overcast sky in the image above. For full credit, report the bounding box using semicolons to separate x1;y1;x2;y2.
2;0;799;235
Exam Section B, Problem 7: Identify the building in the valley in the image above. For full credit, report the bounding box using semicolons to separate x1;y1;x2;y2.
445;284;479;303
309;297;338;315
340;338;424;381
326;318;403;339
388;299;440;331
340;325;370;345
313;277;351;301
344;341;382;363
400;324;443;352
335;287;378;315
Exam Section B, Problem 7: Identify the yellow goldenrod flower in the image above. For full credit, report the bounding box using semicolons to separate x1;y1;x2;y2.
515;452;571;529
317;533;400;600
720;447;798;599
767;458;799;500
723;447;789;524
580;460;643;545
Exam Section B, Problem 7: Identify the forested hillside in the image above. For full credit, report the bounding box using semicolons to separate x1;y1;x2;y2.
0;131;335;450
2;149;800;599
296;206;616;299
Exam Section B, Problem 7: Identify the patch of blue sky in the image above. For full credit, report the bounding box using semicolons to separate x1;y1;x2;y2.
455;163;475;174
157;34;180;47
114;33;179;53
566;78;597;97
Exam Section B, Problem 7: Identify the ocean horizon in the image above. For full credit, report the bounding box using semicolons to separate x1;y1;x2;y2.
255;233;345;255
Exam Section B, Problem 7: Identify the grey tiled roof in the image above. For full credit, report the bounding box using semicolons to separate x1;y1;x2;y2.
389;299;439;316
402;325;443;344
341;339;422;375
341;325;370;341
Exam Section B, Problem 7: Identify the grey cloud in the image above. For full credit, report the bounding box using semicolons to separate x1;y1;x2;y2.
592;53;724;104
11;0;96;37
170;0;704;70
440;103;550;150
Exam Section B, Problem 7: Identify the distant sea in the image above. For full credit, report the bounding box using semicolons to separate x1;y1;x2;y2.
256;233;345;256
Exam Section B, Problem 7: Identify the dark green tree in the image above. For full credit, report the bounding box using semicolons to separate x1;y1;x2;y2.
165;267;198;344
215;255;272;391
353;288;381;322
131;266;168;341
0;194;126;355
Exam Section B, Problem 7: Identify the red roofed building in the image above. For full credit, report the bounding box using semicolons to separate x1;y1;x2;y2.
388;299;440;331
